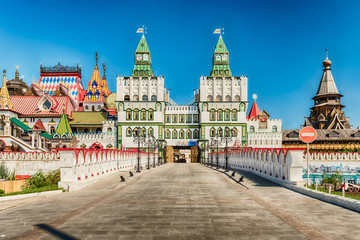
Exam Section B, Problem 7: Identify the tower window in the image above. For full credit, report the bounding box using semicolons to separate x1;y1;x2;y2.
141;109;146;120
193;114;199;123
210;128;215;137
87;91;92;99
126;110;132;120
172;130;178;139
210;110;215;121
151;95;157;101
95;90;100;99
179;114;185;123
134;110;139;120
92;81;97;89
186;114;192;123
165;130;170;139
179;130;184;139
124;95;130;101
187;130;192;139
272;126;277;132
250;126;255;132
142;95;148;101
193;130;199;139
148;109;154;120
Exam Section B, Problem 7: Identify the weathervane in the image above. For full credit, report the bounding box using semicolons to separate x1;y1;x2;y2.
136;25;147;36
326;48;328;59
95;52;98;66
213;26;225;37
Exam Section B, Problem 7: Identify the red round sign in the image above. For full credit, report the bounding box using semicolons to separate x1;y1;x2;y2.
299;127;317;143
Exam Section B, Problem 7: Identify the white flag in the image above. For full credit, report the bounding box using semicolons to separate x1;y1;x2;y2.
213;28;221;34
136;28;144;33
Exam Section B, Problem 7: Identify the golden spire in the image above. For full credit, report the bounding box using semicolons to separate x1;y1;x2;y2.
0;70;13;110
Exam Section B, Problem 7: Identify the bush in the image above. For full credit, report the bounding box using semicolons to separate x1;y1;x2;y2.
23;169;60;189
322;170;342;185
0;189;5;194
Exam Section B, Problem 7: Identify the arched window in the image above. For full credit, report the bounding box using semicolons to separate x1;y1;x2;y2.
126;109;132;120
107;128;112;132
148;109;154;120
225;95;231;102
172;130;178;139
133;109;139;120
142;95;148;101
165;130;171;139
193;130;199;139
225;127;231;137
50;126;55;135
272;126;277;132
218;110;223;121
92;81;97;89
94;90;100;99
133;127;139;137
124;95;130;101
87;91;92;99
231;128;237;137
141;109;146;120
210;128;215;137
187;130;192;139
179;130;184;139
126;127;132;136
250;126;255;132
234;95;240;101
141;128;146;137
151;95;157;101
96;128;102;133
232;110;237;121
133;95;139;101
210;109;215;121
216;95;222;102
218;128;223;137
148;127;153;136
84;128;89;133
225;109;230;121
207;95;213;101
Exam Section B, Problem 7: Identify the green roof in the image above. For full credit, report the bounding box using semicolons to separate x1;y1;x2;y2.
214;36;228;53
136;36;150;52
9;117;31;133
70;111;108;125
55;113;73;136
40;132;53;139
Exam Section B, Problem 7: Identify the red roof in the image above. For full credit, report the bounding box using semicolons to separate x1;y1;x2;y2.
32;118;46;130
11;95;75;116
247;100;260;121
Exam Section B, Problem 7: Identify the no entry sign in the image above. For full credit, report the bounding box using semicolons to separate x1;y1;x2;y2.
299;127;317;143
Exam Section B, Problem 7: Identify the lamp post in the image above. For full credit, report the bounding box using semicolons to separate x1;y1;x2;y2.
133;127;146;173
210;134;221;169
144;135;154;170
152;137;158;168
220;127;233;172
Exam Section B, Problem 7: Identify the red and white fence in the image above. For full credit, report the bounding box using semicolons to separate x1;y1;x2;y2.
209;148;305;184
58;148;158;191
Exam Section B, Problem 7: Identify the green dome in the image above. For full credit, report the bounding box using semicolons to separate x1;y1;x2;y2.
106;93;117;109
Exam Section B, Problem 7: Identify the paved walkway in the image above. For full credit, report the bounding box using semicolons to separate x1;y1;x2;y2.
0;164;359;239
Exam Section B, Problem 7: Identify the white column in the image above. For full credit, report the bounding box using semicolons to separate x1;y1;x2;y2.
32;132;35;147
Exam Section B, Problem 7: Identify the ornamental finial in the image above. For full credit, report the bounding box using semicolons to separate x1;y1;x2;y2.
103;63;106;73
96;52;98;66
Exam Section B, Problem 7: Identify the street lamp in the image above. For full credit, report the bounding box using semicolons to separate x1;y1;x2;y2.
152;137;158;168
133;127;146;173
210;134;221;169
144;135;154;170
221;127;233;172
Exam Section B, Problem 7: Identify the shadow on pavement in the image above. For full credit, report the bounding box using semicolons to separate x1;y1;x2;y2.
36;224;79;240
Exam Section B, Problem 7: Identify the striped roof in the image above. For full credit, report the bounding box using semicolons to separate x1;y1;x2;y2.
10;95;75;116
55;112;73;136
70;111;108;125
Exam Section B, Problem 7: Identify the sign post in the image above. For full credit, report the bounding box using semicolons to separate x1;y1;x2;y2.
299;127;317;187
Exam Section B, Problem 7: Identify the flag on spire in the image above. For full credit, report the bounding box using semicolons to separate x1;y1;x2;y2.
136;28;144;33
213;28;221;34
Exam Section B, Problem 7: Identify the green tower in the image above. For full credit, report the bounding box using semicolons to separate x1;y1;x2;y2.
210;36;232;77
132;35;154;77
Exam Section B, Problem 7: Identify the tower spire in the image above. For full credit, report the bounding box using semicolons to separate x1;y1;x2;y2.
95;52;99;69
132;33;154;77
210;32;232;77
0;70;13;110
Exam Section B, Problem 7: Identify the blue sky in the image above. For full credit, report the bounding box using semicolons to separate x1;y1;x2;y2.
0;0;359;129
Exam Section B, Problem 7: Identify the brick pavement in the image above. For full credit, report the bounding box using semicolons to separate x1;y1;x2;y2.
0;164;359;239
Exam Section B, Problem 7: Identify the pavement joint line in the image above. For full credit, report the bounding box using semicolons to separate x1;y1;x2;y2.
17;164;166;240
201;164;333;240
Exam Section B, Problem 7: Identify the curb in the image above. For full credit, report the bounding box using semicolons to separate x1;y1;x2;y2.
204;164;360;213
0;190;63;202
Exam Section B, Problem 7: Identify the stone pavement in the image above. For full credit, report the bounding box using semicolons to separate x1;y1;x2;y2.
0;164;359;240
